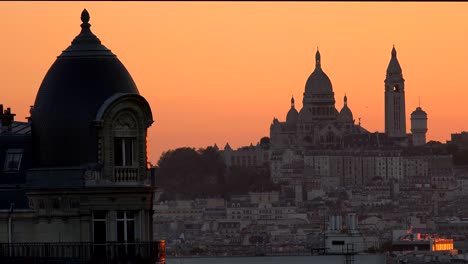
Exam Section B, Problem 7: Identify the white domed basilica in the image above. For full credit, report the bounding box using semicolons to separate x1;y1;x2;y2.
270;49;369;150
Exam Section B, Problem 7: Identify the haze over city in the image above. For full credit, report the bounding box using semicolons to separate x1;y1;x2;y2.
1;2;468;163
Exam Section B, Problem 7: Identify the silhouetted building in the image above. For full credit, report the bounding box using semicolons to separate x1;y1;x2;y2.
268;47;437;187
0;9;162;262
221;142;269;168
270;49;369;150
411;106;428;146
385;46;407;140
448;132;468;150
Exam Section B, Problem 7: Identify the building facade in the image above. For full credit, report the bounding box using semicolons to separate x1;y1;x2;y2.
267;47;440;190
0;9;156;252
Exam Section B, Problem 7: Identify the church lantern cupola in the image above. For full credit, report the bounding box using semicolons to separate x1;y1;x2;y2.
286;96;299;125
411;103;428;146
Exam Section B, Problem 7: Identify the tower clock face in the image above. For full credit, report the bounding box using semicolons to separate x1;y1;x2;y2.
393;84;399;92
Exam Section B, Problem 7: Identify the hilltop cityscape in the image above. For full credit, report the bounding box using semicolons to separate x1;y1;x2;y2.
152;46;468;262
1;7;468;264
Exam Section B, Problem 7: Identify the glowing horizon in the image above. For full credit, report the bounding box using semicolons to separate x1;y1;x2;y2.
1;2;468;163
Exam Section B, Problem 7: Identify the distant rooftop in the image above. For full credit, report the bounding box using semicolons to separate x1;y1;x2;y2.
0;121;31;135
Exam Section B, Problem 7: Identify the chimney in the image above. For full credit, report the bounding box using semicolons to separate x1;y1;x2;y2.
26;105;33;123
0;106;16;132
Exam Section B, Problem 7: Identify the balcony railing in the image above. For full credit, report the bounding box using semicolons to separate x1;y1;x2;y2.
114;166;139;183
0;241;165;264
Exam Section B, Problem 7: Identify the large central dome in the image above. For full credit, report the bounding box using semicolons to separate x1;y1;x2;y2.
304;50;333;95
32;9;140;167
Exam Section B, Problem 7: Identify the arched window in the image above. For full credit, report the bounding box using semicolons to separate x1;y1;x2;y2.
113;111;138;167
94;94;153;183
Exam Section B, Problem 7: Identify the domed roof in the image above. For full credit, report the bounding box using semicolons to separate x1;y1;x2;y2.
305;50;333;95
286;96;299;124
411;106;427;117
32;9;141;167
337;95;353;123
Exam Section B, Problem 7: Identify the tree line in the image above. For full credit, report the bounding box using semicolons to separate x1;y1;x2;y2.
156;141;279;201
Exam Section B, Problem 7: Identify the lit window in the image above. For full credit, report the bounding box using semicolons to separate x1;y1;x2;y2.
3;149;23;172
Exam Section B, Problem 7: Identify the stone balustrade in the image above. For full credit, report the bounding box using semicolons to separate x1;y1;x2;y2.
114;166;139;183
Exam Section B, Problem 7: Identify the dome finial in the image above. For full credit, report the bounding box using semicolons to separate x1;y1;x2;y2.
66;8;109;51
79;9;92;33
392;45;397;57
291;95;295;108
81;9;90;24
344;93;347;105
315;47;321;69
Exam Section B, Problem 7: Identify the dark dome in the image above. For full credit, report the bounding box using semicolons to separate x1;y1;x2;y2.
286;96;299;124
411;107;427;117
32;9;140;167
305;70;333;95
337;95;353;123
305;50;333;95
338;105;353;123
286;108;299;124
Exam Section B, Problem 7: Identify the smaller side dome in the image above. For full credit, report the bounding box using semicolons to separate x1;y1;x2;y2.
286;96;299;124
338;94;353;123
411;106;427;117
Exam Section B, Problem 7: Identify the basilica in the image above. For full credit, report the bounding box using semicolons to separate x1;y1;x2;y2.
270;49;366;150
270;46;423;151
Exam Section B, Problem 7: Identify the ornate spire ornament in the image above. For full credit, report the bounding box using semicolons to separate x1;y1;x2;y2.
315;48;321;69
61;9;114;57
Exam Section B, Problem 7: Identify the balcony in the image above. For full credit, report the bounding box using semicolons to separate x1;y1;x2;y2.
0;241;165;264
114;166;139;183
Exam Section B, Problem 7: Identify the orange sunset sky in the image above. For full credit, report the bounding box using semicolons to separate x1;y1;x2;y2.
1;2;468;164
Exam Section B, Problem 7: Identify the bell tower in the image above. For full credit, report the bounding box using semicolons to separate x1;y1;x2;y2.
384;46;406;138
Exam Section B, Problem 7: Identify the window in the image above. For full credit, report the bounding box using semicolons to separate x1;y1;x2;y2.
114;138;135;166
93;211;107;257
38;199;45;209
69;199;79;209
3;149;23;172
93;211;107;243
117;211;135;255
52;198;60;209
332;240;345;245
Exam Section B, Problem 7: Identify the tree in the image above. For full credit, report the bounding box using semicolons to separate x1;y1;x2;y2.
156;146;278;200
156;147;226;200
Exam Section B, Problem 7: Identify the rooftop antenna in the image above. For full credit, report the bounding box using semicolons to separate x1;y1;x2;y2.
358;117;361;126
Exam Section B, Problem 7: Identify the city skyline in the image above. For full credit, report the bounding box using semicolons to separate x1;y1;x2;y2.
1;2;468;163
